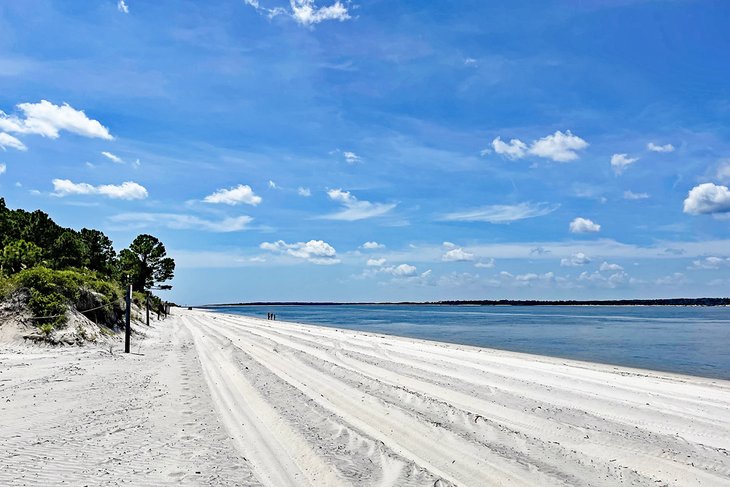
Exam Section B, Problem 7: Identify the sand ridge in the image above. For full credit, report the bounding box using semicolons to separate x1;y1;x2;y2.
2;308;730;486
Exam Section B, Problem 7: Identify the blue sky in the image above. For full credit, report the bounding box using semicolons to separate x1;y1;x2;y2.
2;0;730;304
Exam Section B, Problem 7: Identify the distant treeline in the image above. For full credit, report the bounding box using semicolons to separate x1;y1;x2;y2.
202;297;729;307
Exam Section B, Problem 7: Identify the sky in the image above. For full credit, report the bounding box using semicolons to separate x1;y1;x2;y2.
1;0;730;304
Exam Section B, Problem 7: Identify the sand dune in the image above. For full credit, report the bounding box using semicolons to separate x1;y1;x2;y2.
2;308;729;486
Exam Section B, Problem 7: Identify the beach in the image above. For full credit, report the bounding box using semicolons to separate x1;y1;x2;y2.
2;308;729;486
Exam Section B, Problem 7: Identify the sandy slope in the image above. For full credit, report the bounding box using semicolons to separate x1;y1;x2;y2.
2;308;730;486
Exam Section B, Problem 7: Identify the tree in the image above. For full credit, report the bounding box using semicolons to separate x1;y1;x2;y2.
0;239;44;275
79;228;117;277
119;234;175;291
49;231;87;269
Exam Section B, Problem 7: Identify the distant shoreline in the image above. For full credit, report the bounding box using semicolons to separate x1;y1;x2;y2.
197;297;730;308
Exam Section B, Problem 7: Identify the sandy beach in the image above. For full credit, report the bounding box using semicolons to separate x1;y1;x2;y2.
2;308;730;486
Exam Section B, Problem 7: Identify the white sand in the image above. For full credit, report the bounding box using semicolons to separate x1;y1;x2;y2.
2;308;729;486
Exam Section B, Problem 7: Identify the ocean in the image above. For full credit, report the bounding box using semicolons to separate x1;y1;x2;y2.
208;304;730;380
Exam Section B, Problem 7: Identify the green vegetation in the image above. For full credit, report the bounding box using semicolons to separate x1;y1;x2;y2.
0;198;175;334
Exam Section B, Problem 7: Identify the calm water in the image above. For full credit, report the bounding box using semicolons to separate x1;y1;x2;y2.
208;305;730;380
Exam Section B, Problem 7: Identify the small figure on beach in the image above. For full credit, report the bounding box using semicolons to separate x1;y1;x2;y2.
267;312;271;320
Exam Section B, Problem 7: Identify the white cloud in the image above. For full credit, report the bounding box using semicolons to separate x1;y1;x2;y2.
0;100;112;140
623;190;649;200
528;130;588;162
244;0;350;26
647;142;674;153
491;130;588;162
578;270;629;288
560;252;591;267
203;184;262;206
491;136;527;160
442;247;475;262
688;256;730;270
260;239;340;265
464;58;477;66
716;161;730;183
101;151;123;163
298;186;311;197
474;258;495;269
110;213;252;232
0;132;26;151
0;163;5;175
384;263;417;277
52;179;147;200
569;217;601;233
290;0;350;25
117;0;129;13
366;258;386;267
322;189;396;221
441;202;559;223
599;261;623;271
362;241;385;249
268;180;278;189
343;151;361;164
683;183;730;215
611;153;639;174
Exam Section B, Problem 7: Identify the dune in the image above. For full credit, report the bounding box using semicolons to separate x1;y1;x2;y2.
1;308;729;486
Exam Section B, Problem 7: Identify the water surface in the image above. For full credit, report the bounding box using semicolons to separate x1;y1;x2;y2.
209;305;730;380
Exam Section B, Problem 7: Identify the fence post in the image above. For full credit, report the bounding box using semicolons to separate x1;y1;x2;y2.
125;284;132;353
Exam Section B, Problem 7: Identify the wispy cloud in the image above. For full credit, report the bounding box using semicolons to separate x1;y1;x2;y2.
52;179;147;200
361;241;385;249
441;202;559;223
117;0;129;14
343;151;361;164
0;132;25;151
322;189;396;221
297;186;311;197
647;142;674;153
101;151;123;163
110;213;253;232
623;190;649;200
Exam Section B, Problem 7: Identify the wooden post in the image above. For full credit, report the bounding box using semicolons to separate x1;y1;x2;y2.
145;293;150;326
125;284;132;353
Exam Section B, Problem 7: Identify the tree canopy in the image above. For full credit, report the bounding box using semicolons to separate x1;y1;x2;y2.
119;234;175;292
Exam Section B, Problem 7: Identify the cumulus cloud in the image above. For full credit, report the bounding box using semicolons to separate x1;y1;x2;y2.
260;239;340;265
0;132;26;151
569;217;601;233
322;189;396;221
366;258;386;267
441;202;558;223
0;163;5;175
647;142;674;153
623;190;649;200
298;187;311;197
361;241;385;249
343;151;361;164
110;213;252;232
383;263;417;277
442;247;475;262
688;256;730;270
101;151;123;163
578;270;629;288
560;252;591;267
203;184;262;206
683;183;730;215
117;0;129;13
600;261;624;271
52;179;147;200
655;272;686;286
491;137;527;160
610;153;639;174
244;0;350;26
528;130;588;162
0;100;112;140
491;130;588;162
